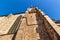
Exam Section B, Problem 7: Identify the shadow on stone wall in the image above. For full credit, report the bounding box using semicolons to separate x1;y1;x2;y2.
35;13;51;40
7;15;22;40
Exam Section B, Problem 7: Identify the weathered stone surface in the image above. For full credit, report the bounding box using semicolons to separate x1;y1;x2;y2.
0;14;19;35
15;17;40;40
26;13;37;25
0;7;60;40
0;34;14;40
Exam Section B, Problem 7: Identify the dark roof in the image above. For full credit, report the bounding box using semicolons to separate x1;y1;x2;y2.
54;20;60;23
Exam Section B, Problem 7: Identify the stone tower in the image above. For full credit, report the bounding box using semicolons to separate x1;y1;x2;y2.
0;7;60;40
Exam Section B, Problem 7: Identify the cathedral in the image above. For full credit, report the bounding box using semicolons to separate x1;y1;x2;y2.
0;7;60;40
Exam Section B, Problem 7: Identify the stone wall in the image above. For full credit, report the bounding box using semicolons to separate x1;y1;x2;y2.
36;8;60;40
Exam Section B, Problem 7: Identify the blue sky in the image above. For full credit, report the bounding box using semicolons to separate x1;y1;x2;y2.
0;0;60;20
